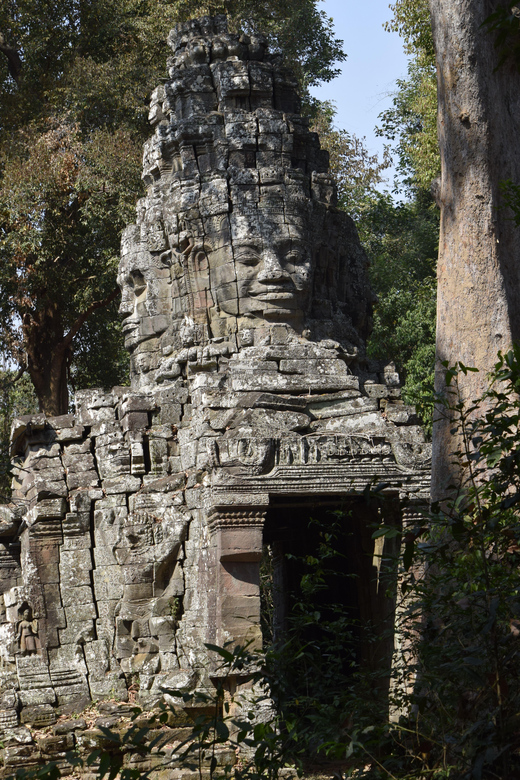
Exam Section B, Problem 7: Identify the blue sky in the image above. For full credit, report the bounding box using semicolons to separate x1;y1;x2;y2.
310;0;409;183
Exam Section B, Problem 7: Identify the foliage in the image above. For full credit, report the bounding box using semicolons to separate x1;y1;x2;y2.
70;301;130;393
377;60;439;195
362;348;520;778
379;0;439;195
0;0;168;412
385;0;435;65
500;178;520;227
0;119;138;412
362;191;438;431
309;101;391;219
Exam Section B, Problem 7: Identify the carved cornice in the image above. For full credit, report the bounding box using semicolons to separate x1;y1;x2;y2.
212;462;431;502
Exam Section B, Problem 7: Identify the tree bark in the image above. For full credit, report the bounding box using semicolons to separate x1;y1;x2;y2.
429;0;520;499
23;305;70;417
21;288;119;417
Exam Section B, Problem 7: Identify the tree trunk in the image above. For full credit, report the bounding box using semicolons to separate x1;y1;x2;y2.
23;305;70;417
19;288;119;417
429;0;520;499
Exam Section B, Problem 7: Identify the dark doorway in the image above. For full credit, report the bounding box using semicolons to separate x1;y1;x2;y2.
262;494;401;692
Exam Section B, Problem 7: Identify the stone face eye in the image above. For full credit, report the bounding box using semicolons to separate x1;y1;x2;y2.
130;270;147;296
239;255;260;266
235;249;261;266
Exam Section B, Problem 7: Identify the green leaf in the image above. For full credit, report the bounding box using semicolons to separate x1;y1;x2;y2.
204;643;235;663
372;526;401;539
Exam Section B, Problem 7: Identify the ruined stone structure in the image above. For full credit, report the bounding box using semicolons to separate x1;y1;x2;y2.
0;16;430;738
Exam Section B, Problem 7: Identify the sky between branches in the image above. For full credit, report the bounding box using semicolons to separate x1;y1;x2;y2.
311;0;409;187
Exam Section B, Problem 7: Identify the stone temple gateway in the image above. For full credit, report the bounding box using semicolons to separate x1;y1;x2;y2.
0;16;430;729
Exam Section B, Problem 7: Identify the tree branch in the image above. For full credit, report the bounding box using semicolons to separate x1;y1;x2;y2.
0;32;22;85
61;287;120;352
0;362;26;391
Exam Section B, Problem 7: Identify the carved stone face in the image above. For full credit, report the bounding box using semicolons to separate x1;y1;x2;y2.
117;229;172;352
211;213;313;325
123;523;153;549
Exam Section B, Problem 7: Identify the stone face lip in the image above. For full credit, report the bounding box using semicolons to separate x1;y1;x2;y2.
0;15;430;748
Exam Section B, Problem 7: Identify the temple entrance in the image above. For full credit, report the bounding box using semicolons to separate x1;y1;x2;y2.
261;494;401;695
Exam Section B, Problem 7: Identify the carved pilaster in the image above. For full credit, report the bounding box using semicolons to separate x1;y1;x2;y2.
208;507;267;650
209;507;266;562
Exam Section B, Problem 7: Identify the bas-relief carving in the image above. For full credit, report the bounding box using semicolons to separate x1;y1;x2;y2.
16;607;39;657
111;511;187;667
0;15;431;727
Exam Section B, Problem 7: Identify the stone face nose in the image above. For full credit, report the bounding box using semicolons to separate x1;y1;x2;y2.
119;287;135;316
258;253;290;282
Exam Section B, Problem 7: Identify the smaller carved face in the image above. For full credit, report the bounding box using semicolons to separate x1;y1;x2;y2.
117;232;172;351
123;524;153;549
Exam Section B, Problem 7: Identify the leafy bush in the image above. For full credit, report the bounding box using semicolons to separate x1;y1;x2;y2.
367;347;520;778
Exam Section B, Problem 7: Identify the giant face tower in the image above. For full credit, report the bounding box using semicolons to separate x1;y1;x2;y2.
117;15;372;389
0;17;430;727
